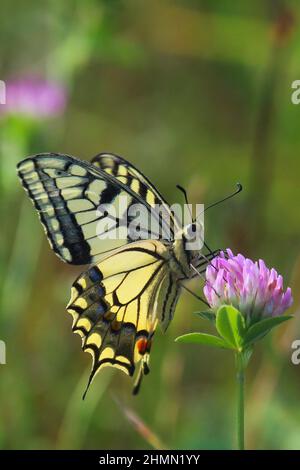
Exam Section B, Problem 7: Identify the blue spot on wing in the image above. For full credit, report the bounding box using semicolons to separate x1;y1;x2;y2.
96;301;107;315
89;266;103;283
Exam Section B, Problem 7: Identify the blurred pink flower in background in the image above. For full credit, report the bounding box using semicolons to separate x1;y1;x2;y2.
204;249;293;322
2;77;67;118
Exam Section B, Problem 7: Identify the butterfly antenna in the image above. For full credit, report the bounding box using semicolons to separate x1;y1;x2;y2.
176;184;193;221
204;183;243;213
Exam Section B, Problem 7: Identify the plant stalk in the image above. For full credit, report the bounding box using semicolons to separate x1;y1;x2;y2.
236;353;245;450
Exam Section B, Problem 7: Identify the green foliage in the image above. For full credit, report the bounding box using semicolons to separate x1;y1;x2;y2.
178;306;293;354
195;310;216;324
175;333;232;349
216;305;245;350
176;306;293;450
243;315;293;347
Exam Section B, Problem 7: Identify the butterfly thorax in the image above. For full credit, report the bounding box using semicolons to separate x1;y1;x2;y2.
171;222;202;279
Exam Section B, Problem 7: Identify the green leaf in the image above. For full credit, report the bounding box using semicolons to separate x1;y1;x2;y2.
195;310;216;324
216;305;245;350
243;315;293;346
175;333;233;349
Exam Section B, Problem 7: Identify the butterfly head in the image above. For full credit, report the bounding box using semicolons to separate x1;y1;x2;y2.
182;221;204;254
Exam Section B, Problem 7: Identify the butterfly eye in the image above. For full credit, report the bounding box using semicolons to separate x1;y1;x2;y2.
185;223;197;239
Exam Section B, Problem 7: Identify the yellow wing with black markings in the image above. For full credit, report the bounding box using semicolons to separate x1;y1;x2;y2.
67;240;181;397
91;152;180;237
17;153;176;265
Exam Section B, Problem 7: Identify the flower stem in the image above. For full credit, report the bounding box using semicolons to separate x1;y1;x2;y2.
236;353;245;450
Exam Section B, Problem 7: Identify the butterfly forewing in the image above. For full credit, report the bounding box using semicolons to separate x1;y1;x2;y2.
91;153;181;240
17;153;173;265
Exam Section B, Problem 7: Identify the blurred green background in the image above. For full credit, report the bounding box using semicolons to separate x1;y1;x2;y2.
0;0;300;450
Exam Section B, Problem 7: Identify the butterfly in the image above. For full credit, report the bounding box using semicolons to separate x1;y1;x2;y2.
17;152;218;396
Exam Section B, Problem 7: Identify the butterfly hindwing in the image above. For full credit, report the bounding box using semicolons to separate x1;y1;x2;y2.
66;240;178;394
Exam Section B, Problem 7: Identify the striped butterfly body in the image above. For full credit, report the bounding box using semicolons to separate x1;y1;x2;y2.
17;152;216;396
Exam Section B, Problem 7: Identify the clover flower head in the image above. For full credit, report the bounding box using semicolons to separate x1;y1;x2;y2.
204;249;293;321
2;77;67;118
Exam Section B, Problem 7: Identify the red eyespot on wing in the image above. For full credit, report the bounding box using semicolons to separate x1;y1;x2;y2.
137;338;148;355
137;337;153;355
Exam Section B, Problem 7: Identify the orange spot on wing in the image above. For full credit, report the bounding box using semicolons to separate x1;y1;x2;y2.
137;338;153;355
137;338;148;355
